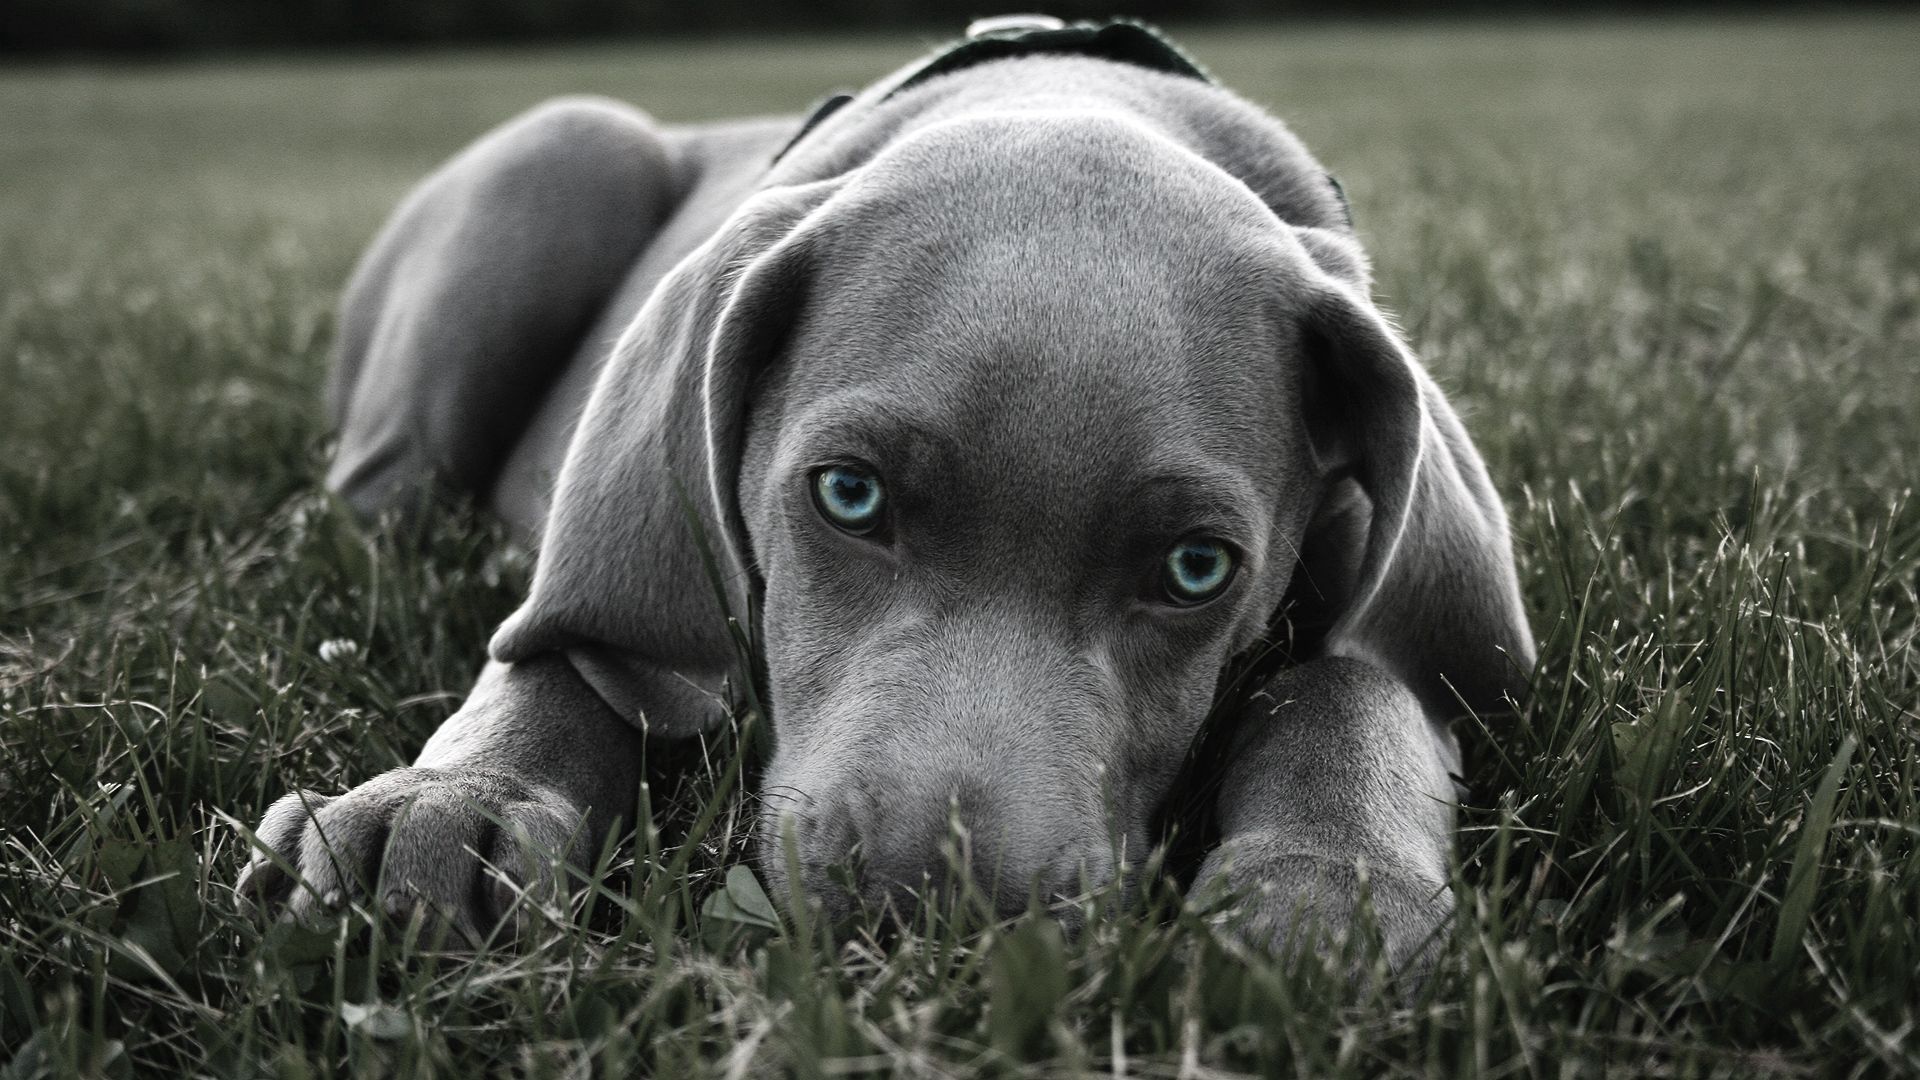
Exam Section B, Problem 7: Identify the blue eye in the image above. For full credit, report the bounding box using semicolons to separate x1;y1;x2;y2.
813;465;885;534
1164;538;1234;604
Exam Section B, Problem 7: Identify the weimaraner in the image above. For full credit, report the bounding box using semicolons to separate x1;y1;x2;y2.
238;17;1534;967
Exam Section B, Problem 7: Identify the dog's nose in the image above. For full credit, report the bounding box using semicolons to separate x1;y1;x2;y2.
851;774;1094;921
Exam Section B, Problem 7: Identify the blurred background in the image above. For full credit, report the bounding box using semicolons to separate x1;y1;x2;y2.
0;0;1886;55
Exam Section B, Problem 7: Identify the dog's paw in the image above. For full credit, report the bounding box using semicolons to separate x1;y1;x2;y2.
1197;848;1452;974
235;767;586;944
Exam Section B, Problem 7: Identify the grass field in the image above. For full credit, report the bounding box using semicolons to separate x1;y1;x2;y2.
4;13;1919;1077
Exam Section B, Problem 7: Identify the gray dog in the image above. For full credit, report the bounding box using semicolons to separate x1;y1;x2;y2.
238;17;1534;967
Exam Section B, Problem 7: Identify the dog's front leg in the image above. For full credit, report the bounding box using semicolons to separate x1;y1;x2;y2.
1196;657;1459;972
237;653;642;942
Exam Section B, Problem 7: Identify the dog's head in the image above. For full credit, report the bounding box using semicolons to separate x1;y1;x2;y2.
491;114;1530;919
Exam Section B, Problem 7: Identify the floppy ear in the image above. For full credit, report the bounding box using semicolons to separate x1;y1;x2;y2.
487;180;843;736
1291;275;1535;721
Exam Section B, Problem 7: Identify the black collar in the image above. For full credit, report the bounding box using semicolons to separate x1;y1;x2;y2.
887;18;1211;98
769;19;1352;228
773;19;1210;166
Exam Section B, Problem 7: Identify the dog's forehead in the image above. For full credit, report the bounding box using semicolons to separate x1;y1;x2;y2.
855;111;1266;212
814;111;1286;282
774;116;1309;482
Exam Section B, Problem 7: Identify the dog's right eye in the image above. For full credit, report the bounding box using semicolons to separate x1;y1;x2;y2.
1162;536;1235;605
812;464;886;535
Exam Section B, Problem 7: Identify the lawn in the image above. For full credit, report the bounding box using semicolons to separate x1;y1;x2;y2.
3;13;1918;1077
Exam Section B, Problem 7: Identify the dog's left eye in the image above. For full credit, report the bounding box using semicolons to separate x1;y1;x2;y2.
812;464;886;534
1163;537;1234;604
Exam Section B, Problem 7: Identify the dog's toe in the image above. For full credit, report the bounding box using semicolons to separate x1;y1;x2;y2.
237;789;335;912
378;785;493;942
480;799;580;931
283;791;394;926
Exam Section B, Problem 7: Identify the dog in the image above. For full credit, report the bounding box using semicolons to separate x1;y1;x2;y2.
237;17;1534;967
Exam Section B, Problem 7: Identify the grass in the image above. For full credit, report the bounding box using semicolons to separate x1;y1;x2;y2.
3;12;1919;1077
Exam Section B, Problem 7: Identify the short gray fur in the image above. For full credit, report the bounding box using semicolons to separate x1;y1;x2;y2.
241;26;1535;971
